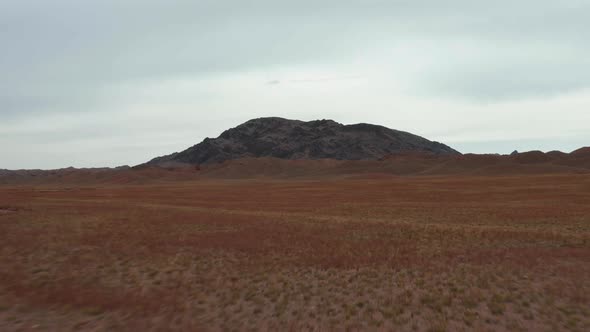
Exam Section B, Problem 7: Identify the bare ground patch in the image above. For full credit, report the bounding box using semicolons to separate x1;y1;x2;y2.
0;207;18;216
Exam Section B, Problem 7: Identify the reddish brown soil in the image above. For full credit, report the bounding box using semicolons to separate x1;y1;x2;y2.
1;173;590;331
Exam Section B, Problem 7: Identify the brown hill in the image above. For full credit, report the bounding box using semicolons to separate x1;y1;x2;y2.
197;150;590;179
2;148;590;185
571;147;590;157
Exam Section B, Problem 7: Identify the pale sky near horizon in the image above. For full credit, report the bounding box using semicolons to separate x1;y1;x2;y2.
1;0;589;169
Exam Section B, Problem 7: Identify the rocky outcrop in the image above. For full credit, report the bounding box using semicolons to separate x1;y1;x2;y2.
144;117;460;166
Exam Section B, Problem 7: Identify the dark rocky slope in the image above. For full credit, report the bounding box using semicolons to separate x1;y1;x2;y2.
144;117;460;166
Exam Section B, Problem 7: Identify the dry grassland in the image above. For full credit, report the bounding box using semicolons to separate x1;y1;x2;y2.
1;174;589;331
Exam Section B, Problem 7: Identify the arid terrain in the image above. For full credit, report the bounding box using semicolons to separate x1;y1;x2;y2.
4;0;589;329
1;168;589;331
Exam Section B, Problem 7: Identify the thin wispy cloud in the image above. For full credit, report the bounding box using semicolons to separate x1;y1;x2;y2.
267;75;365;85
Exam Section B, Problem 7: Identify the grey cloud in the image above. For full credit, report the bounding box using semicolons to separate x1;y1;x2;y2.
1;0;589;168
3;0;589;111
423;49;590;100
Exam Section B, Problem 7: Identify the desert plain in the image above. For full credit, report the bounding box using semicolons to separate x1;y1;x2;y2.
1;166;589;331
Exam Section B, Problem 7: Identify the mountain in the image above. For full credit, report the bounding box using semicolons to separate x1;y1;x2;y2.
144;117;460;166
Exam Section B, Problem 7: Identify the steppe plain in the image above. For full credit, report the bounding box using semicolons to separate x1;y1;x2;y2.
1;159;589;331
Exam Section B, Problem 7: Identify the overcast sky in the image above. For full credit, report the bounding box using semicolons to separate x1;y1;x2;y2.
1;0;589;169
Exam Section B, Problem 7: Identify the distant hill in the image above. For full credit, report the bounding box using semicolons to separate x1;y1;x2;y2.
144;117;460;167
2;117;588;184
1;148;590;185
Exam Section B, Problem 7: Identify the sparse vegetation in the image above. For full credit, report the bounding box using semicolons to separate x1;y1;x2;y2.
0;174;589;330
